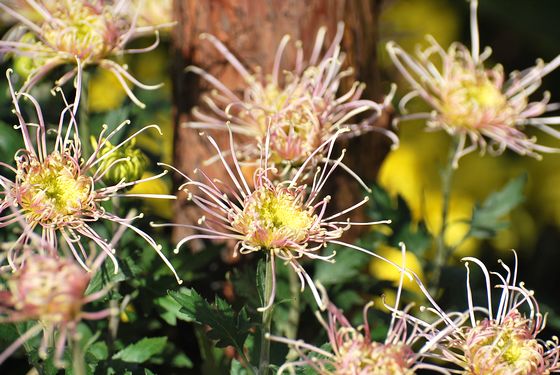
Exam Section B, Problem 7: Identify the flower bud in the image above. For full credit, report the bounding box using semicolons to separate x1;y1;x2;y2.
96;138;148;187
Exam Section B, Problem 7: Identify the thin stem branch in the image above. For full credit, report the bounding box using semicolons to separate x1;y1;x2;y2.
79;71;91;158
430;136;460;295
285;268;301;362
258;254;274;375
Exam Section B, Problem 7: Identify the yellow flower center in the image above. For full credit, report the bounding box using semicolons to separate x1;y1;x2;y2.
232;187;316;250
17;152;94;226
464;312;544;375
440;65;512;130
41;2;116;61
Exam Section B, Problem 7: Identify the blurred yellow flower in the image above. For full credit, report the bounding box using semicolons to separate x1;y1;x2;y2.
369;244;425;291
491;208;537;254
135;112;174;165
130;49;171;95
128;172;174;219
423;189;480;258
88;68;127;112
378;143;426;221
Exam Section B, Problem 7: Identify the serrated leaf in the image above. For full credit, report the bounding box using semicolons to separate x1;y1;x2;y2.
315;247;370;286
169;288;252;351
112;337;167;363
155;293;193;326
85;261;127;295
468;174;527;239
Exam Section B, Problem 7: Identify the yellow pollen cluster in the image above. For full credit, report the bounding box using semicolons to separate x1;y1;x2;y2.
41;2;116;61
463;312;544;375
8;256;90;323
17;152;94;226
233;187;316;250
336;331;414;375
440;65;512;130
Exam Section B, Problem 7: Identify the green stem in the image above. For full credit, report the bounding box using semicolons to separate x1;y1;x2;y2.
72;339;87;375
79;71;91;158
258;255;274;375
431;136;460;295
285;269;300;362
194;325;218;375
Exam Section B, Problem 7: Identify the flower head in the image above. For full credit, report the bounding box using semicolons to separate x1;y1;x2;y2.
0;0;167;107
0;250;113;367
267;253;447;374
387;0;560;166
413;253;560;374
155;126;398;310
187;23;397;175
0;70;181;283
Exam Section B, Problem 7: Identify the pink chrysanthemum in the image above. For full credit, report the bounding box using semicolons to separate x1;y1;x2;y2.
186;22;397;174
0;0;169;107
155;127;399;310
411;253;560;374
386;0;560;167
0;70;181;283
0;250;113;368
267;251;450;374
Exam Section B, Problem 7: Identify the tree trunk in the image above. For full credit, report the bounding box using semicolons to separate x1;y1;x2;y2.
171;0;391;247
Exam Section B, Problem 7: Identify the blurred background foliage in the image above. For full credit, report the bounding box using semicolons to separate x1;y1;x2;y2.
1;0;560;374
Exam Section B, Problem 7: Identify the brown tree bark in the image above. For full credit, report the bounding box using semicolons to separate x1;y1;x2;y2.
171;0;391;247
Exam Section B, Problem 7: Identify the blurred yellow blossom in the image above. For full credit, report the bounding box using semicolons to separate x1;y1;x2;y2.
491;208;537;254
423;189;480;258
135;112;174;165
369;244;425;291
88;68;127;112
128;172;174;219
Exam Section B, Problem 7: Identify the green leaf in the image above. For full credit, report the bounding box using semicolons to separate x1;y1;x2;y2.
85;260;128;295
169;288;252;350
467;174;527;239
367;183;431;256
155;293;194;326
315;247;370;286
112;337;167;363
171;352;194;368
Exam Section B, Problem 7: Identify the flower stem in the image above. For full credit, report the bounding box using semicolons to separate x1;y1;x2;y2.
258;254;274;375
285;268;300;362
431;136;460;295
72;339;87;375
79;71;91;158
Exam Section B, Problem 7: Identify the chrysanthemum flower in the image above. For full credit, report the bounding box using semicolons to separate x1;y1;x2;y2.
0;250;113;368
0;71;181;283
386;0;560;166
0;0;169;107
412;253;560;374
155;127;399;310
186;22;397;174
267;252;450;374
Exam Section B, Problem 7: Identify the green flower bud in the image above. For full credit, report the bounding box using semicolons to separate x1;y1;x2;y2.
95;138;148;188
13;33;42;79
